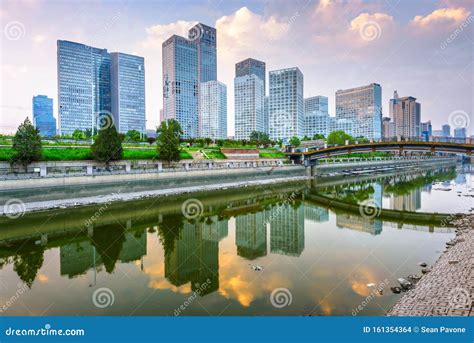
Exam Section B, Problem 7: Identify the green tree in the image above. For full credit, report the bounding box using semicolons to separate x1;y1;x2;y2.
11;118;42;171
156;119;182;165
146;136;156;145
72;129;86;140
204;137;212;146
216;139;224;147
91;118;123;165
125;129;141;142
84;128;93;138
302;135;311;141
327;130;354;146
312;133;325;140
250;131;271;147
289;136;301;147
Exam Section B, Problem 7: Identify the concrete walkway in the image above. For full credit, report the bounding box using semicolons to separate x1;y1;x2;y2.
387;214;473;316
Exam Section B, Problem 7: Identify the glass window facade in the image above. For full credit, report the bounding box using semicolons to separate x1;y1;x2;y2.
304;96;329;137
234;75;264;140
32;95;56;136
199;80;227;140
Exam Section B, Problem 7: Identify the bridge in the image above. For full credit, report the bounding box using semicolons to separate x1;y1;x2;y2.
287;139;474;173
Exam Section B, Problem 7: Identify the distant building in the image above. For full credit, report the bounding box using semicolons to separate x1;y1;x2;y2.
110;52;145;134
199;80;227;140
454;127;466;138
442;124;451;137
389;91;421;138
234;74;264;140
432;129;443;137
264;96;269;134
32;95;56;136
304;96;329;137
235;58;266;94
330;118;354;136
382;117;395;139
421;121;432;141
269;67;304;140
336;83;382;139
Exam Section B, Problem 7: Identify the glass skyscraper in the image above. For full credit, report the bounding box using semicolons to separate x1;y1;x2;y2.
162;23;217;138
335;83;382;140
110;53;146;134
32;95;56;136
234;74;264;140
304;96;329;137
268;67;304;140
199;80;227;140
235;58;266;95
57;40;144;136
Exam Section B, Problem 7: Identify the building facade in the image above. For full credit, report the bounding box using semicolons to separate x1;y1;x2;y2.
454;127;466;138
32;95;56;136
268;67;304;140
199;80;227;140
330;118;354;137
421;121;432;141
335;83;382;139
110;53;146;134
57;40;111;135
235;58;266;94
382;117;395;139
304;96;329;137
442;124;451;137
389;91;421;138
234;74;264;140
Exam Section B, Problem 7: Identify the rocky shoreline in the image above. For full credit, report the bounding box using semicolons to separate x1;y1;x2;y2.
387;214;473;316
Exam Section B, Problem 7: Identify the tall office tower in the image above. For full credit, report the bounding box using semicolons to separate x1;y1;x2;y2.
32;95;56;136
110;53;146;134
235;58;266;94
234;74;264;140
189;23;217;83
454;127;466;138
442;124;451;137
389;91;421;138
199;80;227;140
335;83;382;140
421;120;432;141
382;117;395;139
162;35;199;138
329;118;354;136
235;212;267;260
264;96;269;134
57;40;111;135
304;96;329;137
268;67;304;140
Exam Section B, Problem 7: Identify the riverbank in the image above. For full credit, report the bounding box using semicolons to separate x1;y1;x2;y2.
386;213;473;316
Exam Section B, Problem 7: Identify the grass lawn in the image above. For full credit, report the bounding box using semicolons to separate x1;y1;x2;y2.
259;150;286;158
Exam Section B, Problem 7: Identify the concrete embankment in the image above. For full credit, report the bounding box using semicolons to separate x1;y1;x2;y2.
387;214;473;316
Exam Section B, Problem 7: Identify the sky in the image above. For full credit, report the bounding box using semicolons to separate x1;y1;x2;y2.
0;0;473;136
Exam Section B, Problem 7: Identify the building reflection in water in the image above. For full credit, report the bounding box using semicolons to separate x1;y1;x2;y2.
235;212;267;259
269;202;305;257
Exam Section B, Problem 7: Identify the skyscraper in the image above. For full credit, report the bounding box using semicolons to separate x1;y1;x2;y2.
389;91;421;138
264;96;269;134
421;121;432;141
162;35;198;138
57;40;111;135
235;58;266;94
336;83;382;140
57;40;144;136
32;95;56;136
162;23;217;138
382;117;395;139
269;67;304;140
234;74;264;140
200;80;227;140
454;127;466;138
442;124;451;137
110;53;146;134
304;96;329;137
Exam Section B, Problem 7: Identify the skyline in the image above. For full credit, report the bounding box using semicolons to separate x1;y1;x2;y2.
1;0;473;135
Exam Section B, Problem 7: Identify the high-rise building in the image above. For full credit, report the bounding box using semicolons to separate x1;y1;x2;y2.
335;83;382;139
162;23;217;138
110;53;146;134
162;35;198;138
304;96;329;137
199;80;227;140
421;121;432;141
330;118;354;136
264;96;269;134
235;58;266;94
382;117;395;139
32;95;56;136
442;124;451;137
454;127;466;138
57;40;144;136
268;67;304;140
57;40;111;135
389;91;421;138
234;74;264;140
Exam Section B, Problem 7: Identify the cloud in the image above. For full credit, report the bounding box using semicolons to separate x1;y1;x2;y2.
32;34;47;44
411;7;471;28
